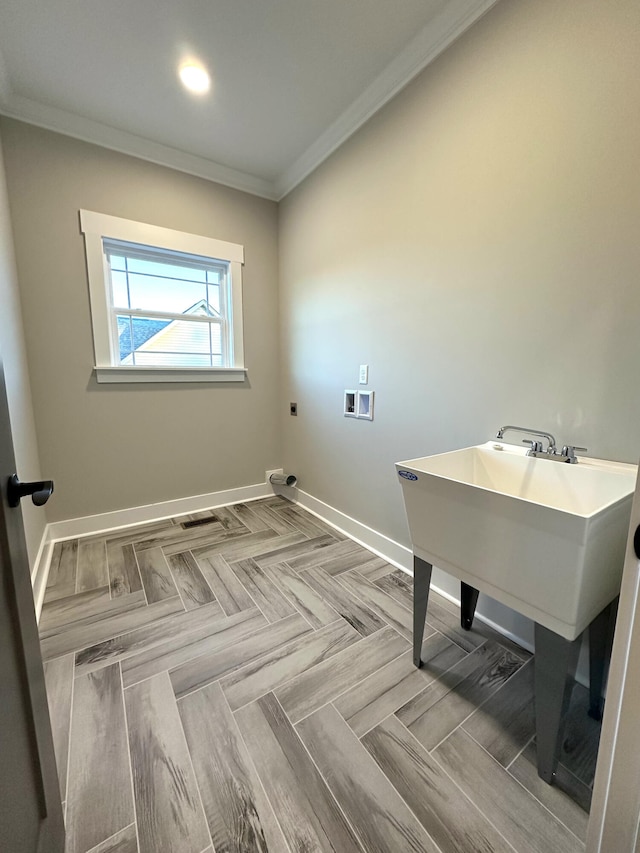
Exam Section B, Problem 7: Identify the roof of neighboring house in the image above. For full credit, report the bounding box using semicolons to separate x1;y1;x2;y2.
117;316;171;361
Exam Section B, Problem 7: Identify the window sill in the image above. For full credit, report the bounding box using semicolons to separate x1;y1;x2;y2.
94;366;247;384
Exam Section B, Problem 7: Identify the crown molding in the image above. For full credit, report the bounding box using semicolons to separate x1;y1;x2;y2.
0;92;279;201
274;0;500;199
0;1;498;203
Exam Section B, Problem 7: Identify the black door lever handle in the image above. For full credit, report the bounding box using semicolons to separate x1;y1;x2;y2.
7;474;54;508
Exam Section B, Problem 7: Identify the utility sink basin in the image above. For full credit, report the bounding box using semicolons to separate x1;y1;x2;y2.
397;442;637;640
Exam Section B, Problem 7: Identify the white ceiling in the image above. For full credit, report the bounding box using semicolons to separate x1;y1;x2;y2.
0;0;498;199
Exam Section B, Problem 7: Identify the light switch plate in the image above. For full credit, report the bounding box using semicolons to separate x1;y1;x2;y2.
359;364;368;384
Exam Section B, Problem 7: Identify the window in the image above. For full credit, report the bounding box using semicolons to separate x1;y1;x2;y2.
80;210;246;383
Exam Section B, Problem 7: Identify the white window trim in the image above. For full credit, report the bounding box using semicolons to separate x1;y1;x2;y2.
80;210;246;383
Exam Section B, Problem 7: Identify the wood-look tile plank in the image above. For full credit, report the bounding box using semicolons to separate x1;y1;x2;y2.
508;741;591;841
193;552;256;615
225;502;271;532
136;547;178;603
319;548;391;578
335;634;466;737
397;641;524;751
354;557;395;581
286;538;361;572
108;543;143;598
75;601;225;677
277;504;347;540
132;522;241;553
256;496;291;509
121;608;266;688
66;663;134;853
301;567;387;636
234;693;363;853
335;570;414;640
40;585;112;635
463;657;535;766
276;505;341;539
93;519;176;547
229;558;297;623
41;595;183;660
243;501;297;535
221;619;361;711
297;704;440;853
362;714;515;853
43;653;74;799
261;561;340;628
275;625;409;723
46;539;78;588
170;613;312;699
43;579;77;604
209;505;249;531
181;529;288;561
252;534;335;568
125;673;210;853
374;569;413;609
77;539;109;592
85;824;138;853
166;551;216;610
434;729;583;853
178;682;289;853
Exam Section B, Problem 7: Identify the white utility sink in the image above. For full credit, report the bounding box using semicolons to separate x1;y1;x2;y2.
397;442;637;640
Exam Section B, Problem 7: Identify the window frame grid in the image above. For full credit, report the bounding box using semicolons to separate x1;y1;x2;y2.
80;210;245;383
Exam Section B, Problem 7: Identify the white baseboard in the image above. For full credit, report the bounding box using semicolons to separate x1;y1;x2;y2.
292;489;414;571
31;524;54;623
46;482;271;542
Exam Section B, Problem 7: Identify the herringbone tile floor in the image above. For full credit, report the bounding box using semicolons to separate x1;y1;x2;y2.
40;497;599;853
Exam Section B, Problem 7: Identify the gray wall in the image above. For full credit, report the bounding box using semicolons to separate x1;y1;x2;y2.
0;120;281;522
279;0;640;558
0;129;45;566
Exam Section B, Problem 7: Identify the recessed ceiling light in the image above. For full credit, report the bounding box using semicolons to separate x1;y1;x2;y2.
179;63;211;95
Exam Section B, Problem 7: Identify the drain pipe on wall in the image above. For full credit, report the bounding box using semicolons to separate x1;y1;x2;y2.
269;472;298;488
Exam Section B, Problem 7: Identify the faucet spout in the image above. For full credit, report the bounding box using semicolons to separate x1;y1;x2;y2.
496;425;557;452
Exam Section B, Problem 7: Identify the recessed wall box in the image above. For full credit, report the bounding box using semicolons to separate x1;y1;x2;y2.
357;390;374;420
344;390;357;417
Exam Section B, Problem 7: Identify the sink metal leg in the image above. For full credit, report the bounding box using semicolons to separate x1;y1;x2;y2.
413;556;432;668
534;622;581;783
588;598;617;721
461;582;479;630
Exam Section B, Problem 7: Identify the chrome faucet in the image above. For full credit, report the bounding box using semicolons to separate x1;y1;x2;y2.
495;425;557;453
495;425;587;463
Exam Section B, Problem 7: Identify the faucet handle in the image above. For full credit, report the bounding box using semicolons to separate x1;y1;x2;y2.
562;445;588;462
522;439;543;453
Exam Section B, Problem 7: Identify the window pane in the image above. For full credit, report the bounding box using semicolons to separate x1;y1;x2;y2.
127;272;206;315
206;283;220;315
117;314;171;363
108;254;127;272
125;256;208;282
136;318;210;354
111;271;130;308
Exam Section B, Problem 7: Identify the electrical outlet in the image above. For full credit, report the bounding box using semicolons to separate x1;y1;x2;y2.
359;364;369;384
290;402;298;416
